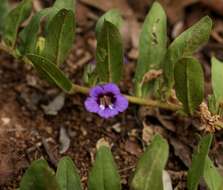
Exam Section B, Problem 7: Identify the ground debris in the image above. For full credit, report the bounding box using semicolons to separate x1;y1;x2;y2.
59;126;71;154
42;93;65;115
199;102;222;133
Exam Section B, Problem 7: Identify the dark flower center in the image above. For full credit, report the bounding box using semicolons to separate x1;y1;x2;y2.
97;92;116;109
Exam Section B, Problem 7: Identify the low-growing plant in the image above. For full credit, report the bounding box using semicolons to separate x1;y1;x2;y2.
0;0;222;121
0;0;223;189
18;135;223;190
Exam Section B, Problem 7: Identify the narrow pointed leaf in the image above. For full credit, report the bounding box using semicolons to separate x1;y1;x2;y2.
19;8;52;55
134;2;167;97
211;57;223;104
3;0;32;47
0;0;9;34
53;0;75;11
45;0;75;30
95;9;123;39
163;16;212;89
56;156;82;190
208;95;219;114
88;145;121;190
20;159;60;190
27;54;73;92
130;134;169;190
187;134;213;190
96;20;123;83
204;157;223;190
174;57;204;114
42;9;75;66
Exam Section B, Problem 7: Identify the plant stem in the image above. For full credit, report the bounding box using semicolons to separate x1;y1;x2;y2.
71;84;180;111
0;42;181;112
0;42;14;56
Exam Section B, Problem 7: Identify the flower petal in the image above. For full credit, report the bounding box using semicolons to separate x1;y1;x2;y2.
98;108;119;119
90;86;103;97
114;95;128;112
103;83;120;95
84;97;99;113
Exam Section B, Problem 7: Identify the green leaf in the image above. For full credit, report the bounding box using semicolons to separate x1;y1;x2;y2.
204;157;223;190
95;9;123;39
88;145;121;190
0;0;9;34
19;8;52;55
42;9;75;66
83;63;98;86
208;95;218;114
96;20;123;83
211;57;223;104
187;134;213;190
56;156;82;190
45;0;75;30
20;159;60;190
163;16;212;90
130;134;169;190
3;0;32;47
134;2;167;97
53;0;75;12
174;57;204;114
27;54;73;92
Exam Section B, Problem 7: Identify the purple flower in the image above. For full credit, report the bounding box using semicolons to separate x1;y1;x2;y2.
84;83;128;118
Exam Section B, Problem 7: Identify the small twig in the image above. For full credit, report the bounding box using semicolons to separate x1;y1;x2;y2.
41;138;58;168
119;165;135;173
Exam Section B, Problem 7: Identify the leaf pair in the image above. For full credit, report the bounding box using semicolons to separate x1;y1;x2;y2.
163;16;212;91
88;144;121;190
20;157;82;190
6;0;77;92
133;2;212;98
19;144;120;190
89;135;169;190
19;0;75;66
3;0;32;48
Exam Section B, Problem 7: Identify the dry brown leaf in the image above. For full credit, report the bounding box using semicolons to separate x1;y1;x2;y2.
141;69;163;85
96;138;110;149
80;0;132;15
112;123;122;133
211;20;223;44
172;21;184;38
142;121;154;144
124;140;142;157
156;111;176;132
169;137;192;167
59;127;71;154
